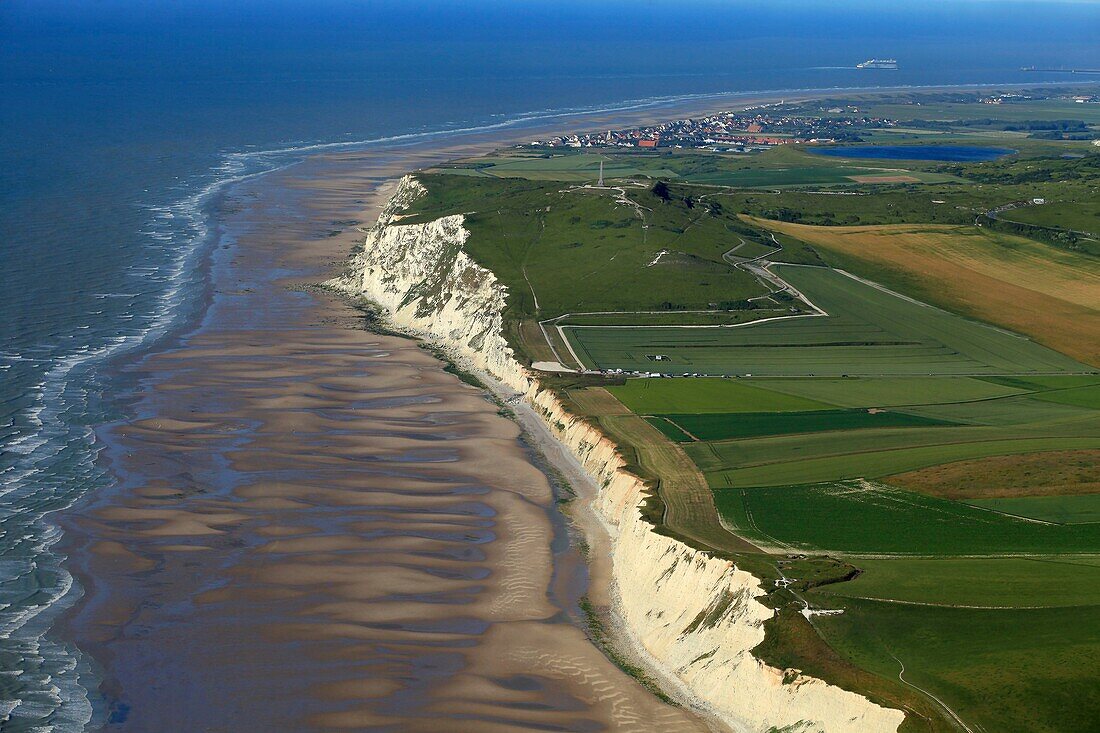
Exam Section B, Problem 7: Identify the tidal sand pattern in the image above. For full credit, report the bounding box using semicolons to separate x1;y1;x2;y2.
56;147;708;731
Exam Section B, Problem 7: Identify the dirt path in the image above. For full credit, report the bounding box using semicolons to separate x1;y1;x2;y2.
891;655;976;733
578;389;761;555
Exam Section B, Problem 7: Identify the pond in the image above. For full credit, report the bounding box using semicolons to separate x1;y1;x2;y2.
809;145;1016;162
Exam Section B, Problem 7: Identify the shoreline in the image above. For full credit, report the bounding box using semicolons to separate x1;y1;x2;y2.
473;363;738;730
55;140;716;731
52;79;1073;729
377;326;733;725
328;174;905;732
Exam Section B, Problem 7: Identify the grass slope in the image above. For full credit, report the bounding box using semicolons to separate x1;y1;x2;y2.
607;378;833;413
810;600;1100;733
655;408;951;442
713;482;1100;555
968;494;1100;524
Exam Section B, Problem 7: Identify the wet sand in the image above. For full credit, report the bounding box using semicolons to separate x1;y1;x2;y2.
61;85;994;730
56;137;720;732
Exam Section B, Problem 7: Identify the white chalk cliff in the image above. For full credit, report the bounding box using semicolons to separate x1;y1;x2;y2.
331;175;905;733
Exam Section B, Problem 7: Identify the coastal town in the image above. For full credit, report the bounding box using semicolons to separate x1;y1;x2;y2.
529;106;900;151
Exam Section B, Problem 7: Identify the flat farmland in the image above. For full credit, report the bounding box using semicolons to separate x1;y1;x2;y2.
607;377;832;413
747;219;1100;366
651;408;951;442
754;375;1027;406
558;311;769;327
431;152;679;182
712;482;1100;555
630;375;1100;495
565;265;1088;375
813;556;1100;608
890;392;1095;425
999;199;1100;235
684;166;953;188
1032;382;1100;408
700;434;1100;489
969;494;1100;523
843;98;1100;125
888;448;1100;499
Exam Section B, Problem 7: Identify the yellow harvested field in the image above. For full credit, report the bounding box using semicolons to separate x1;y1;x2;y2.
746;218;1100;366
888;449;1100;499
565;386;632;417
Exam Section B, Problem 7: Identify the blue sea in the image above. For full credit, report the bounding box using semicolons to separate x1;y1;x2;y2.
1;0;1098;728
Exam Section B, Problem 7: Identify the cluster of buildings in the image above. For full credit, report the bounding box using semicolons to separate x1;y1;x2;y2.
979;93;1039;105
980;91;1096;105
529;107;898;151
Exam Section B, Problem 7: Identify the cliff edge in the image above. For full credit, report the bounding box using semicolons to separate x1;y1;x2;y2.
329;174;905;733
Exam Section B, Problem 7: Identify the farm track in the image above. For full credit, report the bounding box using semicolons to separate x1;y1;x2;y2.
597;407;762;555
539;241;828;367
891;655;977;733
568;388;759;554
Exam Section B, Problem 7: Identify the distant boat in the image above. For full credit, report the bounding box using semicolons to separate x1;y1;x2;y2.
857;58;898;70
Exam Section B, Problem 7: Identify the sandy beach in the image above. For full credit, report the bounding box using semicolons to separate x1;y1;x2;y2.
54;121;732;731
56;85;1019;730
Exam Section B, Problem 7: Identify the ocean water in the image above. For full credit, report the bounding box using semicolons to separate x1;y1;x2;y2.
1;0;1098;728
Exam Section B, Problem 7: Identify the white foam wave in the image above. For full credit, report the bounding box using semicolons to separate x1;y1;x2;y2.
0;78;1045;730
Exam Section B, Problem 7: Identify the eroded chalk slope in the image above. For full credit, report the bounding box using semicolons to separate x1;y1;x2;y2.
331;174;905;733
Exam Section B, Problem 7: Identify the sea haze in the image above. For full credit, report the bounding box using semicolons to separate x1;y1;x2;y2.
1;0;1098;729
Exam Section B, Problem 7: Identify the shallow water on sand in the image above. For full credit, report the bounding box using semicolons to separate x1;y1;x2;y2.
56;149;708;732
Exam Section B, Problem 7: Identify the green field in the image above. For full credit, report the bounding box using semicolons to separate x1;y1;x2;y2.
980;374;1100;390
435;153;681;182
607;377;832;413
809;600;1100;733
434;145;966;189
830;97;1100;125
1000;199;1100;235
588;253;1098;733
686;166;951;187
701;435;1100;489
646;416;696;442
814;556;1100;607
968;494;1100;524
401;173;794;360
757;375;1028;406
1031;382;1100;408
650;408;951;442
714;481;1100;554
415;176;761;317
565;265;1088;375
417;93;1100;731
557;310;769;327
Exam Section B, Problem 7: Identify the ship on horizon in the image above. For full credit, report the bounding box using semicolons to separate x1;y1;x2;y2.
857;58;898;69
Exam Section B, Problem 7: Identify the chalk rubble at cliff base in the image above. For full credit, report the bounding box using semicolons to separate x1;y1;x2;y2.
329;174;905;733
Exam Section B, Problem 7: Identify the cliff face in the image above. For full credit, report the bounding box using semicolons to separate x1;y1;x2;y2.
332;176;529;393
332;175;905;733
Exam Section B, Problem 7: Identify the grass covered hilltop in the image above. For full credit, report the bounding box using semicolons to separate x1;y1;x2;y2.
403;88;1100;732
